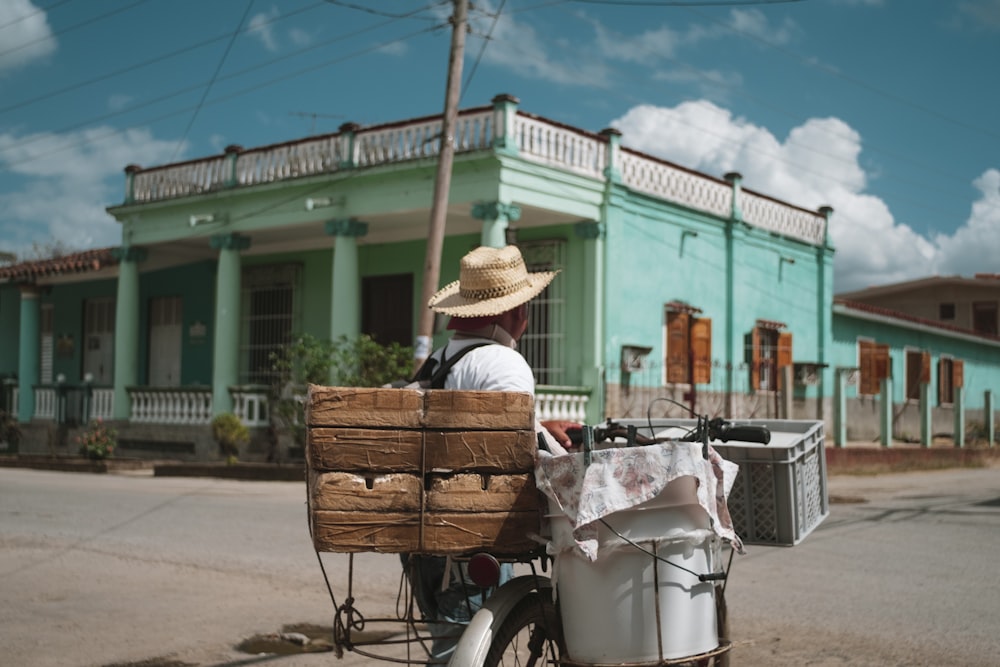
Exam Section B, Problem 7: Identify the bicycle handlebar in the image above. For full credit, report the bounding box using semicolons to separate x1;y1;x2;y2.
568;417;771;448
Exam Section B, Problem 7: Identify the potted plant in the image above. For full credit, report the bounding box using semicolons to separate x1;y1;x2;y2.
0;409;21;453
211;413;249;465
76;418;117;460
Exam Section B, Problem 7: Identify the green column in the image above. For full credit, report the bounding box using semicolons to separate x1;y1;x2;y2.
723;172;742;418
210;233;251;415
111;246;147;420
954;386;965;448
325;219;368;382
833;368;846;447
880;376;893;447
920;382;932;447
986;390;995;448
17;285;40;422
575;221;605;423
472;202;521;249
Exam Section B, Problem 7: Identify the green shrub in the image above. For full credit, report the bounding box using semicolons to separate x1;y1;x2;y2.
211;413;249;464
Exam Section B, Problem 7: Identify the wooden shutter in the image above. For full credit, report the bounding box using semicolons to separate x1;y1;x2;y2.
749;327;761;390
953;359;964;389
874;343;890;384
920;351;930;384
691;317;712;384
666;312;690;384
859;340;876;395
777;331;793;369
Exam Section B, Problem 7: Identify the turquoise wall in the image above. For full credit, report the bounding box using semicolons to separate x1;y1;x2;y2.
601;188;830;396
831;313;1000;409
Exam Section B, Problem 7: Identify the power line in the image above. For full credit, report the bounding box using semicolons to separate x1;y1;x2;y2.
167;0;256;162
4;24;444;167
0;0;76;33
322;0;450;20
0;0;155;61
0;1;330;116
461;0;508;101
570;0;805;5
0;16;441;159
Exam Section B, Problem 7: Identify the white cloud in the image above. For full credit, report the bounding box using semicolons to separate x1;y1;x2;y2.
958;0;1000;30
609;101;998;292
466;2;613;87
935;169;1000;274
0;127;182;253
248;8;281;53
0;0;56;73
726;9;799;46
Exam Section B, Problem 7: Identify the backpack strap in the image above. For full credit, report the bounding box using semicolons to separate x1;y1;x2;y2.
412;342;492;389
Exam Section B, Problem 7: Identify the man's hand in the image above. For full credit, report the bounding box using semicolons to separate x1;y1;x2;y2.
540;420;583;450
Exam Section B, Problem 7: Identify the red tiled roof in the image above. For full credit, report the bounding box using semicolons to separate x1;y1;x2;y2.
0;247;118;282
834;298;1000;342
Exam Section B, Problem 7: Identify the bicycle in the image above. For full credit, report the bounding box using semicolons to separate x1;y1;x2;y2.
311;403;769;667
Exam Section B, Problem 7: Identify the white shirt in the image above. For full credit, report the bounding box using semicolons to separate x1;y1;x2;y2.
436;337;536;395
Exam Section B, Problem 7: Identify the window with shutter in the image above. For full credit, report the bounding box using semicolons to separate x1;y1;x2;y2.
691;317;712;384
938;357;954;405
904;349;929;401
665;311;690;384
747;323;788;391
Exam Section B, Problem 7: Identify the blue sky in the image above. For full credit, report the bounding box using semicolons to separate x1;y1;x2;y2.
1;0;998;292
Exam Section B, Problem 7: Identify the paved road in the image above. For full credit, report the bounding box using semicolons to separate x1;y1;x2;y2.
1;464;998;666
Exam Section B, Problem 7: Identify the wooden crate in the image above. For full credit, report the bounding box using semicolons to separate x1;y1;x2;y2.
305;385;543;555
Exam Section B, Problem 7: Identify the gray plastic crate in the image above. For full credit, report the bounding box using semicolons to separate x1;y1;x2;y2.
610;418;828;546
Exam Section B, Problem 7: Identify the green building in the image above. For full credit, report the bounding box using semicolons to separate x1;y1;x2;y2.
1;95;995;460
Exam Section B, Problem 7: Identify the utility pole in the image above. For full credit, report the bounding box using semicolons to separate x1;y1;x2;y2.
414;0;468;368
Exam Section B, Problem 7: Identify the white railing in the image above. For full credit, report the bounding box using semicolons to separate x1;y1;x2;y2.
514;115;605;179
236;135;344;185
232;387;270;427
129;388;213;425
620;151;732;219
10;387;18;417
125;104;826;246
536;386;590;422
741;190;826;245
131;156;229;203
34;387;56;419
89;388;114;421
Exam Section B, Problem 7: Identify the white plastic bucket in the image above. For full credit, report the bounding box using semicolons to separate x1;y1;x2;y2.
551;476;720;663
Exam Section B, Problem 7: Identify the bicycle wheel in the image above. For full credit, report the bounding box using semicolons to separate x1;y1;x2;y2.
482;590;564;667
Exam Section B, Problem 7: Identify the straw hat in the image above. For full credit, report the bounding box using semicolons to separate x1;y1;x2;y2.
428;245;559;317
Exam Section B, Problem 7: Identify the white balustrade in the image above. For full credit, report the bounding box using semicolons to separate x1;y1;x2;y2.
232;388;270;427
740;190;826;245
129;388;213;425
33;388;56;419
514;115;605;178
620;151;732;219
125;106;825;247
89;388;114;420
536;388;589;422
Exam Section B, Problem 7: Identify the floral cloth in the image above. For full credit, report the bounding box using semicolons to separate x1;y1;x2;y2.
535;440;742;561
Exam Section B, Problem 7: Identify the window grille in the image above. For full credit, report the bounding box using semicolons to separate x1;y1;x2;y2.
240;264;301;386
519;240;565;386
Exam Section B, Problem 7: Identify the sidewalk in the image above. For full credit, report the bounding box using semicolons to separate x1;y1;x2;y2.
3;442;998;480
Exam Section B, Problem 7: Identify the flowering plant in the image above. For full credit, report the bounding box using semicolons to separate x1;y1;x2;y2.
77;418;117;460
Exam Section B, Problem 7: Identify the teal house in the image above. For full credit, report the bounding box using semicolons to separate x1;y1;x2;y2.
1;95;995;460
